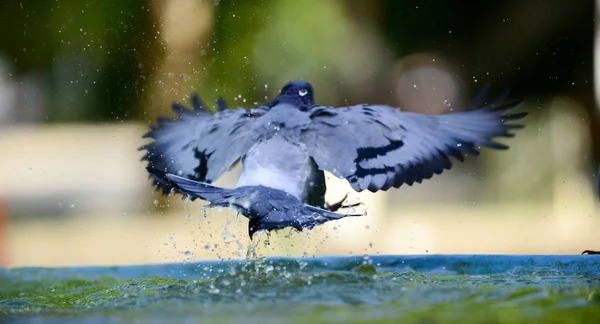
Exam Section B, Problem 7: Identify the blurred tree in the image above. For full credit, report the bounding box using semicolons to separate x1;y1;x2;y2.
0;0;157;122
378;0;597;196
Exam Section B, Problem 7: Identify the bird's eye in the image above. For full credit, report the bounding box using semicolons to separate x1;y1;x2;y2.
298;89;308;97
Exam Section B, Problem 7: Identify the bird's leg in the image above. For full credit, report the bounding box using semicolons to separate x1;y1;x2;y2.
325;193;363;212
582;250;600;255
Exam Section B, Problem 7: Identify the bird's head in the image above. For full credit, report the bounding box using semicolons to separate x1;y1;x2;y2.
268;80;315;110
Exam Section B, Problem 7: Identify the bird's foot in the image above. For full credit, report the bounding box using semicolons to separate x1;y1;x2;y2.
582;250;600;255
326;194;363;212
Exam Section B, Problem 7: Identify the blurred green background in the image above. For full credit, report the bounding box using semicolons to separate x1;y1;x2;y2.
0;0;598;267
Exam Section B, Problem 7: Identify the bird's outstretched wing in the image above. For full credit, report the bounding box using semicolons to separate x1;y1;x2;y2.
140;94;265;194
302;85;527;192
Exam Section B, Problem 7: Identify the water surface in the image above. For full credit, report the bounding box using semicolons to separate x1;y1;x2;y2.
1;255;599;323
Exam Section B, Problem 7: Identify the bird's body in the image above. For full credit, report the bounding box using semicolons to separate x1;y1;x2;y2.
236;134;324;206
142;80;526;238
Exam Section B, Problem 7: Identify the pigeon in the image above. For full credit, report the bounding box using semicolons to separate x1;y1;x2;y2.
141;80;526;237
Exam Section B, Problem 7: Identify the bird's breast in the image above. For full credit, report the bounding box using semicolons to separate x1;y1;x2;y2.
236;134;316;202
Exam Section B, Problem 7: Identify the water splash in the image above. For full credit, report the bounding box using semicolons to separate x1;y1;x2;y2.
243;232;271;274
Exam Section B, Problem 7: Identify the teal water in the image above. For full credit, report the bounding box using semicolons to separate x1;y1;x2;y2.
1;255;599;323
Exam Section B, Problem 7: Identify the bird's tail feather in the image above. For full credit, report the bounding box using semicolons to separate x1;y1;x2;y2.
165;174;236;206
146;167;229;203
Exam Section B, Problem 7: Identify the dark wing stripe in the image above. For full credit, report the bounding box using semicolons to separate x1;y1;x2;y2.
355;139;404;163
193;148;212;183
